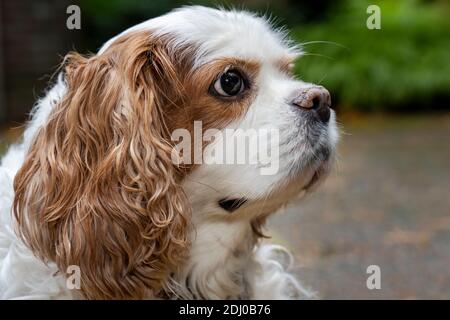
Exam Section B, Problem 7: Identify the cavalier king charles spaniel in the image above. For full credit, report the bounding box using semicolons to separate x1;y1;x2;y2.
0;6;338;299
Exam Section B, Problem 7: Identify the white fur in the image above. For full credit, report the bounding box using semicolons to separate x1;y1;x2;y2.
0;6;337;299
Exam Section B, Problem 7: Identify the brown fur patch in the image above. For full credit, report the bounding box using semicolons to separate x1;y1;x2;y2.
166;57;261;169
14;31;190;300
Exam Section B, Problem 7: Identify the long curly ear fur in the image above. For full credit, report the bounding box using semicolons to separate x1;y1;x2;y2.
13;32;190;299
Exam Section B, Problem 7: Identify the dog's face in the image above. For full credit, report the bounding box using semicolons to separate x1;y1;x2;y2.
113;7;339;218
13;6;338;299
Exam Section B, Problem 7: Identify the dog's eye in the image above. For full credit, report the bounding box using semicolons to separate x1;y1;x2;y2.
212;69;246;97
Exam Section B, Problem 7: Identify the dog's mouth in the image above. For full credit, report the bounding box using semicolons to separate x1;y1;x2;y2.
216;159;330;214
302;155;332;192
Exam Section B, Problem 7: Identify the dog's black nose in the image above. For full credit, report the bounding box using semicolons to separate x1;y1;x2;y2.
291;86;331;123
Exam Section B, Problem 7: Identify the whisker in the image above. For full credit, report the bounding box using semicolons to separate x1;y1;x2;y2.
184;178;221;193
301;52;335;61
317;73;328;85
300;40;349;51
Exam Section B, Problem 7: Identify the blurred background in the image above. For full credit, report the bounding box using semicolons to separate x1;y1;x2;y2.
0;0;449;298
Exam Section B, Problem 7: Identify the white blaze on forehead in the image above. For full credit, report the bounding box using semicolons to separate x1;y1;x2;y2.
99;6;301;67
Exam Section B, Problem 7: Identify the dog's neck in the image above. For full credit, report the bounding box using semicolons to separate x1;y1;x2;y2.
167;216;259;299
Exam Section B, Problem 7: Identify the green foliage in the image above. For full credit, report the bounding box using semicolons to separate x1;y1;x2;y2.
291;0;450;111
78;0;450;111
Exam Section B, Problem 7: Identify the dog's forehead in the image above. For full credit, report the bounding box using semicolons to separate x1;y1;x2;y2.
101;6;299;65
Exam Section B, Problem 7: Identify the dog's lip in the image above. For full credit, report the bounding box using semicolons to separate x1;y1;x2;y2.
303;170;321;190
302;157;331;191
218;197;248;212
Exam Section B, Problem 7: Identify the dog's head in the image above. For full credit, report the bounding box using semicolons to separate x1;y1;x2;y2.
13;6;338;299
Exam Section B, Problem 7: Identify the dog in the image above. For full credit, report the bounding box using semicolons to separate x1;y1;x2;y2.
0;6;338;299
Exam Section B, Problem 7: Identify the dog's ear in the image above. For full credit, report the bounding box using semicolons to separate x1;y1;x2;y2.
13;32;190;299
